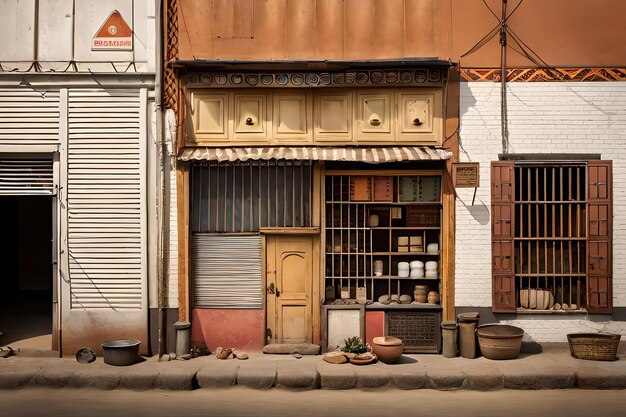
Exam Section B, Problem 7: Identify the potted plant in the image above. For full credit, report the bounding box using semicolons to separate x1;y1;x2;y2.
340;337;376;365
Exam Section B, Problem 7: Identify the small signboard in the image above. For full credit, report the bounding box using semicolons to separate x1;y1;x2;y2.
453;162;480;188
91;10;133;51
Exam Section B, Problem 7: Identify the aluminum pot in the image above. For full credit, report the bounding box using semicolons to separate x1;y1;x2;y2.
101;339;141;366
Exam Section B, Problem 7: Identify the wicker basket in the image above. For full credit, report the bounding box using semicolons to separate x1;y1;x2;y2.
567;333;621;361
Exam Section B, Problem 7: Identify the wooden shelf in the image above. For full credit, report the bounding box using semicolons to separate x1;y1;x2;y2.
372;226;440;230
326;201;441;205
325;252;440;256
325;276;439;280
325;173;442;310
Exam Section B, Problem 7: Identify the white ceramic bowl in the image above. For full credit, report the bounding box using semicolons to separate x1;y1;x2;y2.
427;243;439;254
425;270;438;279
398;269;410;278
398;262;410;270
425;261;438;271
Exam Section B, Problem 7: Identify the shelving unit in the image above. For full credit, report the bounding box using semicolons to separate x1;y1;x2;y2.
324;174;442;304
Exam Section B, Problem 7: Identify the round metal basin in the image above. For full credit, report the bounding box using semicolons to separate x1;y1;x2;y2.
101;339;141;366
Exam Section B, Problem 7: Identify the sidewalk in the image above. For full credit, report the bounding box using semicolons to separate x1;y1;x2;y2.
1;345;625;391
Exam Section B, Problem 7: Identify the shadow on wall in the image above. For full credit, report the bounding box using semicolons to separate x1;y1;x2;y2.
456;82;490;225
462;199;490;225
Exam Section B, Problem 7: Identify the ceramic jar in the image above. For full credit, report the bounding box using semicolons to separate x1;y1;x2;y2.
373;260;384;276
413;285;428;303
427;291;440;304
369;214;379;227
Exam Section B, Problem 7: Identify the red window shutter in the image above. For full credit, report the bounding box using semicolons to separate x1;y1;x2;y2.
587;160;612;313
491;161;516;312
493;276;516;313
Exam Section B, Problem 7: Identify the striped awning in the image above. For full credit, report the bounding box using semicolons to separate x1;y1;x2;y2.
178;146;452;163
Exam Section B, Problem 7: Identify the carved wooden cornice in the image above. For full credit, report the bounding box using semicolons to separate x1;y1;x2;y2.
461;68;626;82
185;68;447;88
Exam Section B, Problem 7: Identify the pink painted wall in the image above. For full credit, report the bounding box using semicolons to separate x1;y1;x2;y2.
191;308;265;352
365;311;385;346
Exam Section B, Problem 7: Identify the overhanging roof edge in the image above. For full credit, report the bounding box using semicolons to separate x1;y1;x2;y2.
169;58;456;71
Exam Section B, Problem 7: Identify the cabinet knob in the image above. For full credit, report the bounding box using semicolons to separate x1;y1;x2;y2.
369;118;381;126
412;118;422;126
245;117;254;125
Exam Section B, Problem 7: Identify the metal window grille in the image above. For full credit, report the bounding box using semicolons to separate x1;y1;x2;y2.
191;160;313;233
514;164;587;311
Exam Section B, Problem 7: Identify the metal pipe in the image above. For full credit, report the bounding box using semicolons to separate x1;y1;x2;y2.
155;0;170;361
500;0;509;154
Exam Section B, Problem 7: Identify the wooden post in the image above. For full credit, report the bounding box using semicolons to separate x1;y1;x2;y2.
441;67;460;321
177;162;190;321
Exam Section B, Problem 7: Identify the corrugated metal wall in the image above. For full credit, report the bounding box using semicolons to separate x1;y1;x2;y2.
67;89;146;309
192;234;262;309
0;89;60;145
0;156;54;195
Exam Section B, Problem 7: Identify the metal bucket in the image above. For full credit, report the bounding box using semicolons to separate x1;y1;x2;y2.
101;339;141;366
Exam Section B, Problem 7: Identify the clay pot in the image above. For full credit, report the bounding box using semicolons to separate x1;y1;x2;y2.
414;285;429;303
476;324;524;360
427;291;440;304
371;336;404;364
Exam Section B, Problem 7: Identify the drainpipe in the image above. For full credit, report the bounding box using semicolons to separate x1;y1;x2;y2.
154;0;170;361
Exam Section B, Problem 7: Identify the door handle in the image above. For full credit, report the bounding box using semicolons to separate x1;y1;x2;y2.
267;282;275;294
276;288;280;298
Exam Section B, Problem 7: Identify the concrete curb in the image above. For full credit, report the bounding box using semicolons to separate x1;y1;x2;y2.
2;351;626;391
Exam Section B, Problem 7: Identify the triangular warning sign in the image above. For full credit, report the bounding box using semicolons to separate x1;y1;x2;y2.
91;10;133;51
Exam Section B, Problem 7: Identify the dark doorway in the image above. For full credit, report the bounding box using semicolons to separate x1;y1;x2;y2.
0;196;54;354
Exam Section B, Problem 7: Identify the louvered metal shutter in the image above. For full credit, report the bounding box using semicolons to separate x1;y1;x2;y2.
67;89;145;309
192;234;262;309
0;89;60;145
0;157;54;195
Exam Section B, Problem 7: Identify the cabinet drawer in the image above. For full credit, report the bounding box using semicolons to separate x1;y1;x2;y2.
233;93;268;141
314;93;352;141
272;92;312;141
191;92;229;142
398;93;433;134
355;91;393;141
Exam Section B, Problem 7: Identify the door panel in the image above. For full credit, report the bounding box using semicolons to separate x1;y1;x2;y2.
266;235;313;343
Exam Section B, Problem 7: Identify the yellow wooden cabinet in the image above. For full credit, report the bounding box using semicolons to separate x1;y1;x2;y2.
314;91;353;142
272;92;313;142
189;88;442;146
354;90;394;142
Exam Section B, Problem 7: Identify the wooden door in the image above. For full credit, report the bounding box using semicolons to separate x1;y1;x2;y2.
266;235;314;343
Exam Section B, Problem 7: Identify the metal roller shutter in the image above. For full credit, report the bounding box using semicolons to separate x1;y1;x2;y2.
0;89;60;145
192;234;262;309
0;156;54;195
67;89;145;309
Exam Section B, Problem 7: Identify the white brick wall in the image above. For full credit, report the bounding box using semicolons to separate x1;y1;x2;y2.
456;82;626;341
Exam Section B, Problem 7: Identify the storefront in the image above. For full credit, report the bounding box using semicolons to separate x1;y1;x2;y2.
172;62;460;352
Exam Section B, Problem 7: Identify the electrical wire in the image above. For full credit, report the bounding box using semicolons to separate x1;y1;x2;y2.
460;24;501;58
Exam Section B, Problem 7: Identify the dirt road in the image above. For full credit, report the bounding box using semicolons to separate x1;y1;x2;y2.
1;388;625;417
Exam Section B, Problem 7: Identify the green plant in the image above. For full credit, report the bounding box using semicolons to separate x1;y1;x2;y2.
341;336;368;354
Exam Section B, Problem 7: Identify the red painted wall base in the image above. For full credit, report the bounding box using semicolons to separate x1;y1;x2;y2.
365;311;385;346
190;308;265;352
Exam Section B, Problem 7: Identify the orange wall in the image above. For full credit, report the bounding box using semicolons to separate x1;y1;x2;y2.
176;0;626;68
452;0;626;68
177;0;450;61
